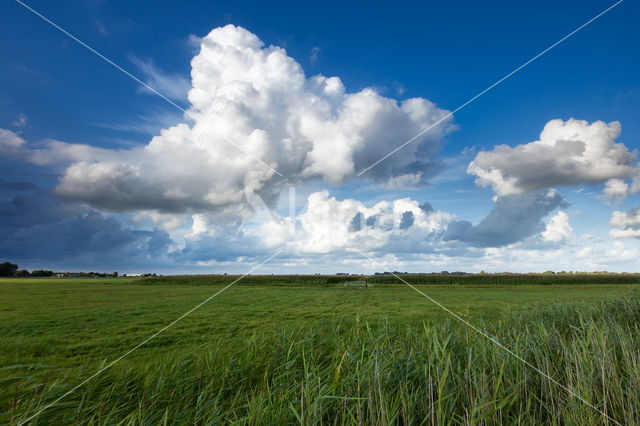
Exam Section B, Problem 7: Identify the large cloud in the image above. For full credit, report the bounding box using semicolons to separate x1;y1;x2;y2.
451;118;639;249
467;119;638;197
46;25;452;215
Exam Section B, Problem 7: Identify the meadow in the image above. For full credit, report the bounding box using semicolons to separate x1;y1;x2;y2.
1;275;639;424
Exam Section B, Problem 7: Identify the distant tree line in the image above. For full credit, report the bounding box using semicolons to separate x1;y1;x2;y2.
0;262;19;276
0;261;118;278
54;271;119;278
373;271;470;276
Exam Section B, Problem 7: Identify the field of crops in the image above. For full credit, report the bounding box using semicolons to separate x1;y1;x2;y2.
2;276;639;424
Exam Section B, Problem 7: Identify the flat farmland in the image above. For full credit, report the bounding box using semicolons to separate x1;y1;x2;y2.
1;276;639;424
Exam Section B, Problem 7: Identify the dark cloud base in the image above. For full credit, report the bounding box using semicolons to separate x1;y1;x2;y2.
443;191;568;247
0;191;170;270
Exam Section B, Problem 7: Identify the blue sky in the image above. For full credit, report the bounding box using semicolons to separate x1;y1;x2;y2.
1;0;639;274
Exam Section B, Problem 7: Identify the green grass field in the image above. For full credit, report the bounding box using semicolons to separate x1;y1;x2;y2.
1;276;639;424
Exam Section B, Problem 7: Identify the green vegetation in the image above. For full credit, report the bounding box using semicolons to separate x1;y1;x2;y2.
138;272;640;287
0;262;18;276
1;277;639;424
0;260;120;278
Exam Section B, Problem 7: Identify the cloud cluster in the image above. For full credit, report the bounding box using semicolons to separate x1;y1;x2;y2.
468;119;637;197
455;118;639;247
4;23;638;268
610;207;640;239
43;25;452;216
256;191;455;254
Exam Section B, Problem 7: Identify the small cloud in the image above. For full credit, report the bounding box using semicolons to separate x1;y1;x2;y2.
0;128;26;155
392;81;405;96
12;114;27;128
616;86;640;101
91;108;185;137
461;146;476;156
310;46;321;65
610;207;640;239
128;55;190;101
187;34;202;53
602;178;629;204
580;230;596;240
382;172;423;189
15;63;54;84
542;211;573;242
95;21;108;36
189;214;214;237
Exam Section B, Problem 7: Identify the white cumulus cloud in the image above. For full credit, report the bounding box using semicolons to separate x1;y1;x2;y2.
602;178;630;202
49;25;452;216
260;191;455;254
468;119;637;197
0;128;26;155
610;207;640;239
542;211;573;242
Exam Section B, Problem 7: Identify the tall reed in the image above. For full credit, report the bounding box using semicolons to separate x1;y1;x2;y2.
5;292;639;425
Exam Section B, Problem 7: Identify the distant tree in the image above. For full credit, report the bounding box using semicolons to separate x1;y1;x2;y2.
31;270;54;277
112;272;118;277
0;262;18;276
14;269;30;277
